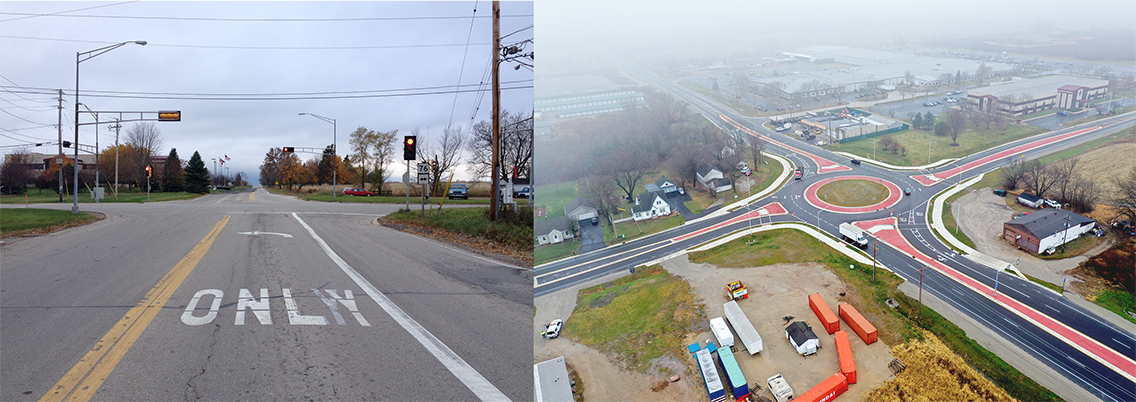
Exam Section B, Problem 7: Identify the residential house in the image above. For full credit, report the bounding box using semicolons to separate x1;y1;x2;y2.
632;191;672;222
785;321;819;356
696;164;733;193
564;196;598;221
1003;209;1096;254
644;175;678;195
535;215;575;246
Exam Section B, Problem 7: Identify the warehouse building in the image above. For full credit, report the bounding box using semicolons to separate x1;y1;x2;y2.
534;74;646;125
1002;209;1096;254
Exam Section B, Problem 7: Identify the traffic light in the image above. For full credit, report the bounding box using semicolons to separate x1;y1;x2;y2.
430;160;437;173
145;166;152;177
157;111;181;122
62;141;71;148
403;136;416;161
282;147;294;153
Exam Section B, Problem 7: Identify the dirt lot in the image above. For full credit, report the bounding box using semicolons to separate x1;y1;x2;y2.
952;188;1112;285
534;256;896;401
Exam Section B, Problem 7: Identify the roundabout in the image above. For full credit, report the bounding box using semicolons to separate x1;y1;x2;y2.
804;175;903;214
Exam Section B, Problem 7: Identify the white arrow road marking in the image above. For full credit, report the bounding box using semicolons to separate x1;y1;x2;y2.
238;230;293;238
291;213;508;401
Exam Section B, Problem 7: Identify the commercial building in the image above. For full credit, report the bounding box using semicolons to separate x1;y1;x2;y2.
534;74;646;126
1002;209;1097;254
968;75;1109;117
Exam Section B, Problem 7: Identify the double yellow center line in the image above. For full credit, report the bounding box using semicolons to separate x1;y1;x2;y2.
41;216;230;402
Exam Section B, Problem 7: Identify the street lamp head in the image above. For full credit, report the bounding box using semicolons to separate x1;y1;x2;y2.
299;113;307;115
134;41;147;46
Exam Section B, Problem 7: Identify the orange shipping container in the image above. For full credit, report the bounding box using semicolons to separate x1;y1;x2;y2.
796;373;848;402
834;331;857;384
838;303;877;345
808;293;839;334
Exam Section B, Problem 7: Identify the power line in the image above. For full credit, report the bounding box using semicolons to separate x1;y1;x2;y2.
447;1;480;128
0;12;532;22
500;25;533;40
0;1;136;23
5;79;530;97
1;81;532;101
0;34;491;50
0;108;53;126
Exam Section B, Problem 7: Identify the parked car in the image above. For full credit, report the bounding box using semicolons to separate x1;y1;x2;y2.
815;141;828;146
447;183;468;199
513;186;532;198
590;216;599;225
850;159;861;165
344;188;373;196
741;167;752;176
993;189;1008;197
543;319;563;339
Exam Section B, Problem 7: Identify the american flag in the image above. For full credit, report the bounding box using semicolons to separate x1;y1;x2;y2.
224;155;231;161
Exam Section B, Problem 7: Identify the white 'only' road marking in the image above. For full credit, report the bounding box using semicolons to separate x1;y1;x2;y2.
291;213;509;402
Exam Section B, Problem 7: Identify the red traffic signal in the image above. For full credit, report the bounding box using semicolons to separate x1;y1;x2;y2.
145;166;152;177
282;147;294;153
403;136;416;161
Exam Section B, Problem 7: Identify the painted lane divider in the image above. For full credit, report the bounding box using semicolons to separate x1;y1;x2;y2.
179;288;370;326
237;230;293;238
290;213;508;401
41;216;230;402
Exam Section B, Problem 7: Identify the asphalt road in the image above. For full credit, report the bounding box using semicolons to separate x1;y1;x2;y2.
539;54;1136;402
0;188;531;401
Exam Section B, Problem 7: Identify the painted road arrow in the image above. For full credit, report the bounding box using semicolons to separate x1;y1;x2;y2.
238;230;293;238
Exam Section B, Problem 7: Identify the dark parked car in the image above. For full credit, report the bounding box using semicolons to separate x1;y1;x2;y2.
993;189;1008;197
590;216;599;225
447;183;468;199
850;159;861;165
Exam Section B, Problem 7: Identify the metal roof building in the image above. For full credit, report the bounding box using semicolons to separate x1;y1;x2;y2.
534;356;574;402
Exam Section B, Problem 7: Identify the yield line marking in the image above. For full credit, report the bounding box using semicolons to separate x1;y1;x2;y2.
290;213;508;401
41;215;230;402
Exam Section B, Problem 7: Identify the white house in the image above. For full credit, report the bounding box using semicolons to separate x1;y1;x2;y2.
696;164;733;193
631;191;672;221
535;216;575;246
785;321;819;356
1003;209;1096;254
564;196;599;221
644;175;678;195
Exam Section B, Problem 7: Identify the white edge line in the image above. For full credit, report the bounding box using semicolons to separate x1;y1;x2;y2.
291;212;510;402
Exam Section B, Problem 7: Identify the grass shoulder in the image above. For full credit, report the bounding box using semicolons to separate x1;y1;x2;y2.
1;190;207;204
829;123;1047;167
381;206;533;265
535;240;581;265
603;214;685;244
0;208;100;236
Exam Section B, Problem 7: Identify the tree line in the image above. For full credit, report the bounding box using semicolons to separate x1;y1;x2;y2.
0;122;221;195
258;110;532;195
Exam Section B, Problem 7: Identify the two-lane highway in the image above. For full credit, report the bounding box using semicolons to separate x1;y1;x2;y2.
1;187;530;401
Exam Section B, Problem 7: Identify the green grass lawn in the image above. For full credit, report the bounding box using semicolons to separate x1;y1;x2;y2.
0;208;99;235
689;227;1060;402
560;265;704;373
1094;289;1136;325
936;189;977;250
829;123;1047;166
534;181;580;221
603;214;685;244
1063;105;1136;127
535;240;581;265
816;179;890;207
1025;273;1064;294
1;190;209;204
383;206;532;252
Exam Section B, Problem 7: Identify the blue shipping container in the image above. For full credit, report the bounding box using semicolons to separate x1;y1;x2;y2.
693;348;727;402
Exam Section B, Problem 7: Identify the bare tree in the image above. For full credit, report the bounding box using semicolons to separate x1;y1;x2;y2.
1112;166;1136;223
945;109;966;145
125;122;164;189
1064;175;1099;214
1022;160;1060;197
1053;156;1080;202
467;110;533;182
1001;156;1028;190
421;124;466;198
749;135;766;167
579;176;619;223
667;143;704;191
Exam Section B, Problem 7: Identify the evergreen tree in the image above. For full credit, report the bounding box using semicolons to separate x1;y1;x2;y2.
184;151;210;194
912;113;924;130
162;148;185;192
922;112;935;130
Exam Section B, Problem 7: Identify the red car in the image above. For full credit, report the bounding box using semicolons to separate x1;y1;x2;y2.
343;188;373;196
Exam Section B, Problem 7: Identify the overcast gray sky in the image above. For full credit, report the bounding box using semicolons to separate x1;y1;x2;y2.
1;1;532;184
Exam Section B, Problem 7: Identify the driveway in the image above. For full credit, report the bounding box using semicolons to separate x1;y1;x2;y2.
664;191;696;220
577;218;606;254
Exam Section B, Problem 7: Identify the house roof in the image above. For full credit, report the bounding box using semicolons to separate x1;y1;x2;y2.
698;163;720;177
786;321;818;346
1006;209;1095;239
713;178;732;188
564;196;597;216
632;191;664;213
535;215;574;236
534;356;574;402
654;175;676;188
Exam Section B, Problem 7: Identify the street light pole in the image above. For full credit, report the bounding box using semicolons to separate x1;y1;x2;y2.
299;113;337;199
74;40;145;214
928;141;934;165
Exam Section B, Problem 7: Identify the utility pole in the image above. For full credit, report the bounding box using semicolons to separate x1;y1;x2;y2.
871;241;878;284
57;89;64;202
111;118;121;197
489;0;500;221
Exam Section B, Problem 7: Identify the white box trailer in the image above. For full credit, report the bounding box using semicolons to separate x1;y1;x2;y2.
709;317;735;347
723;301;763;355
